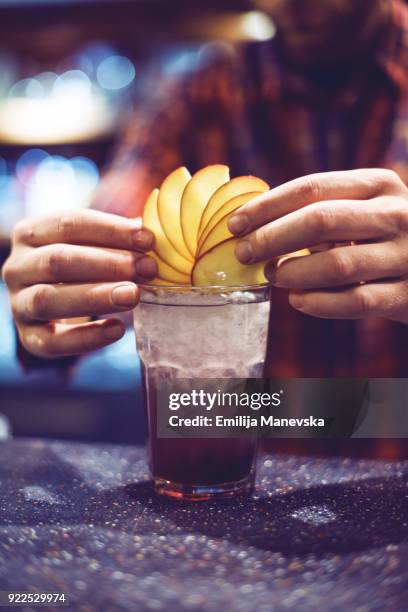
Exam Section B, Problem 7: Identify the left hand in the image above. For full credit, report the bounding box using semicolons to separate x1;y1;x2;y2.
228;168;408;322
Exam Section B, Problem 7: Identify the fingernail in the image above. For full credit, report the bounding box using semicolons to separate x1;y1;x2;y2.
228;213;249;235
133;217;143;230
133;229;153;250
289;292;304;310
111;284;139;307
136;256;157;279
235;240;253;263
103;322;124;340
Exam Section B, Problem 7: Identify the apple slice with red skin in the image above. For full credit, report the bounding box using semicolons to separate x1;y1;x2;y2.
197;214;234;258
157;167;193;262
180;164;230;258
192;238;267;286
142;188;192;276
198;176;269;242
198;191;262;252
197;191;262;256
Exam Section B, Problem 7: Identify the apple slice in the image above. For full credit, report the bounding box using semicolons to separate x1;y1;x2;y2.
278;249;311;264
192;238;267;286
148;251;190;285
198;176;269;241
197;191;262;254
181;165;230;258
197;215;233;258
157;167;193;262
198;192;262;257
142;188;192;275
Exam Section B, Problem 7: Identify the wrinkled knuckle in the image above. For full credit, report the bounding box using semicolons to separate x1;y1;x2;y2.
1;258;15;286
309;206;335;236
57;214;77;241
83;286;94;307
371;168;403;194
391;203;408;234
81;286;104;313
296;175;321;204
42;247;69;279
9;296;21;322
353;287;374;316
253;226;270;258
28;285;53;319
109;256;121;279
112;253;132;279
13;218;35;244
105;222;117;242
329;251;354;282
380;168;400;187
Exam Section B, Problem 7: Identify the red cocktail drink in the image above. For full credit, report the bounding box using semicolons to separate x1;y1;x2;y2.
134;285;270;500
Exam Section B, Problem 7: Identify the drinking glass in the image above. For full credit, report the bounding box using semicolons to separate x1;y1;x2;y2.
134;284;271;500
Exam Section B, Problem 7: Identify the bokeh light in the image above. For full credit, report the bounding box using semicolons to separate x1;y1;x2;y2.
77;42;118;76
53;69;92;102
0;157;7;187
16;149;50;186
163;49;200;75
70;156;100;197
0;151;100;235
96;55;135;90
35;71;58;92
24;155;100;218
240;11;276;41
8;78;44;99
0;45;135;145
0;44;133;233
0;175;24;236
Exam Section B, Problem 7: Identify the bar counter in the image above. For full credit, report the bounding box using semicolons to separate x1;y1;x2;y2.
0;439;407;610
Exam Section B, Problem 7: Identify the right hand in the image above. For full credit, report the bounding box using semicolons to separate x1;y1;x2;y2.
2;209;157;358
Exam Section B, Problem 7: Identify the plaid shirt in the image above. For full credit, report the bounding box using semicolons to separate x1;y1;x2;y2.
97;0;408;377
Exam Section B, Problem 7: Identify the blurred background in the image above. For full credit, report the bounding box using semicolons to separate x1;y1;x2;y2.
0;0;406;459
0;0;277;444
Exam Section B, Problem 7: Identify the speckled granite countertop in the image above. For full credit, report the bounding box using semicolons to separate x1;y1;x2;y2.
0;439;407;611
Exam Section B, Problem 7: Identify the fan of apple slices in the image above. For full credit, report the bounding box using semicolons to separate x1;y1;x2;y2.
142;165;275;286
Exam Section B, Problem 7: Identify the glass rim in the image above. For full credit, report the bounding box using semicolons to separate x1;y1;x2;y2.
139;282;270;292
